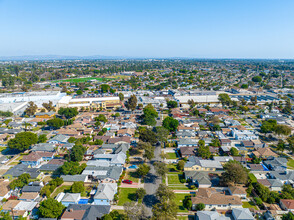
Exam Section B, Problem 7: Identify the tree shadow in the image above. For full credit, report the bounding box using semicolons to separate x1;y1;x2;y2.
127;193;137;201
144;173;158;184
143;194;159;208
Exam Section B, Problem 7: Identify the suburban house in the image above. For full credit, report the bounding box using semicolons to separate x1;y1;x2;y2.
93;183;117;205
21;151;55;167
232;208;254;220
184;171;212;188
92;152;126;166
184;156;223;172
191;188;242;211
252;148;278;159
31;143;55;152
19;192;39;202
0;180;11;201
263;157;288;171
82;166;123;182
196;211;230;220
60;204;111;220
56;192;81;207
180;147;195;158
177;138;198;148
48;134;70;144
228;186;247;199
280;199;294;212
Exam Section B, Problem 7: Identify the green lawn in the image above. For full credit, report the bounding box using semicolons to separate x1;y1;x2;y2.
168;186;193;190
242;201;258;210
117;188;137;206
125;171;140;183
168;174;184;185
248;173;257;183
166;152;178;159
177;216;188;220
288;159;294;169
167;164;181;174
174;194;190;213
51;185;71;198
53;77;107;83
0;147;6;152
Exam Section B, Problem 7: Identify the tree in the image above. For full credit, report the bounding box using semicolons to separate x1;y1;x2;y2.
241;84;248;89
218;93;231;106
274;124;291;136
155;126;169;142
58;107;78;119
177;160;185;171
124;202;148;220
100;84;110;93
152;200;177;220
162;117;179;132
47;118;64;129
24;101;38;116
143;145;155;161
276;139;286;152
70;144;86;162
250;96;257;105
8;132;38;151
195;203;205;211
221;160;248;185
282;99;292;114
135;188;146;200
252;76;262;83
188;99;196;109
59;161;87;175
38;134;48;143
230;147;239;156
252;155;262;164
125;95;137;111
166;100;178;109
38;198;65;218
118;93;124;101
154;162;168;178
71;181;85;193
282;212;294;220
136;164;150;178
287;136;294;153
76;90;83;95
95;114;108;123
42;101;55;112
183;196;192;210
139;128;157;145
142;104;158;126
9;173;31;190
156;184;175;202
198;140;210;159
260;119;277;133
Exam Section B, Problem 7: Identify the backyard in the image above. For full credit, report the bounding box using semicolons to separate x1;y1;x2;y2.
174;193;191;213
117;188;138;206
287;159;294;170
51;185;71;198
166;152;178;159
242;201;258;210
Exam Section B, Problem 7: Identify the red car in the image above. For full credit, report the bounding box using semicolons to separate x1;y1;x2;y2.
122;179;133;184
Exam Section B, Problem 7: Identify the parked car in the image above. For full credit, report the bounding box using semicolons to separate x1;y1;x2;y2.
122;179;133;184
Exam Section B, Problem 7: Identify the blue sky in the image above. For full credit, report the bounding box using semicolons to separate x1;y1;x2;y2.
0;0;294;58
